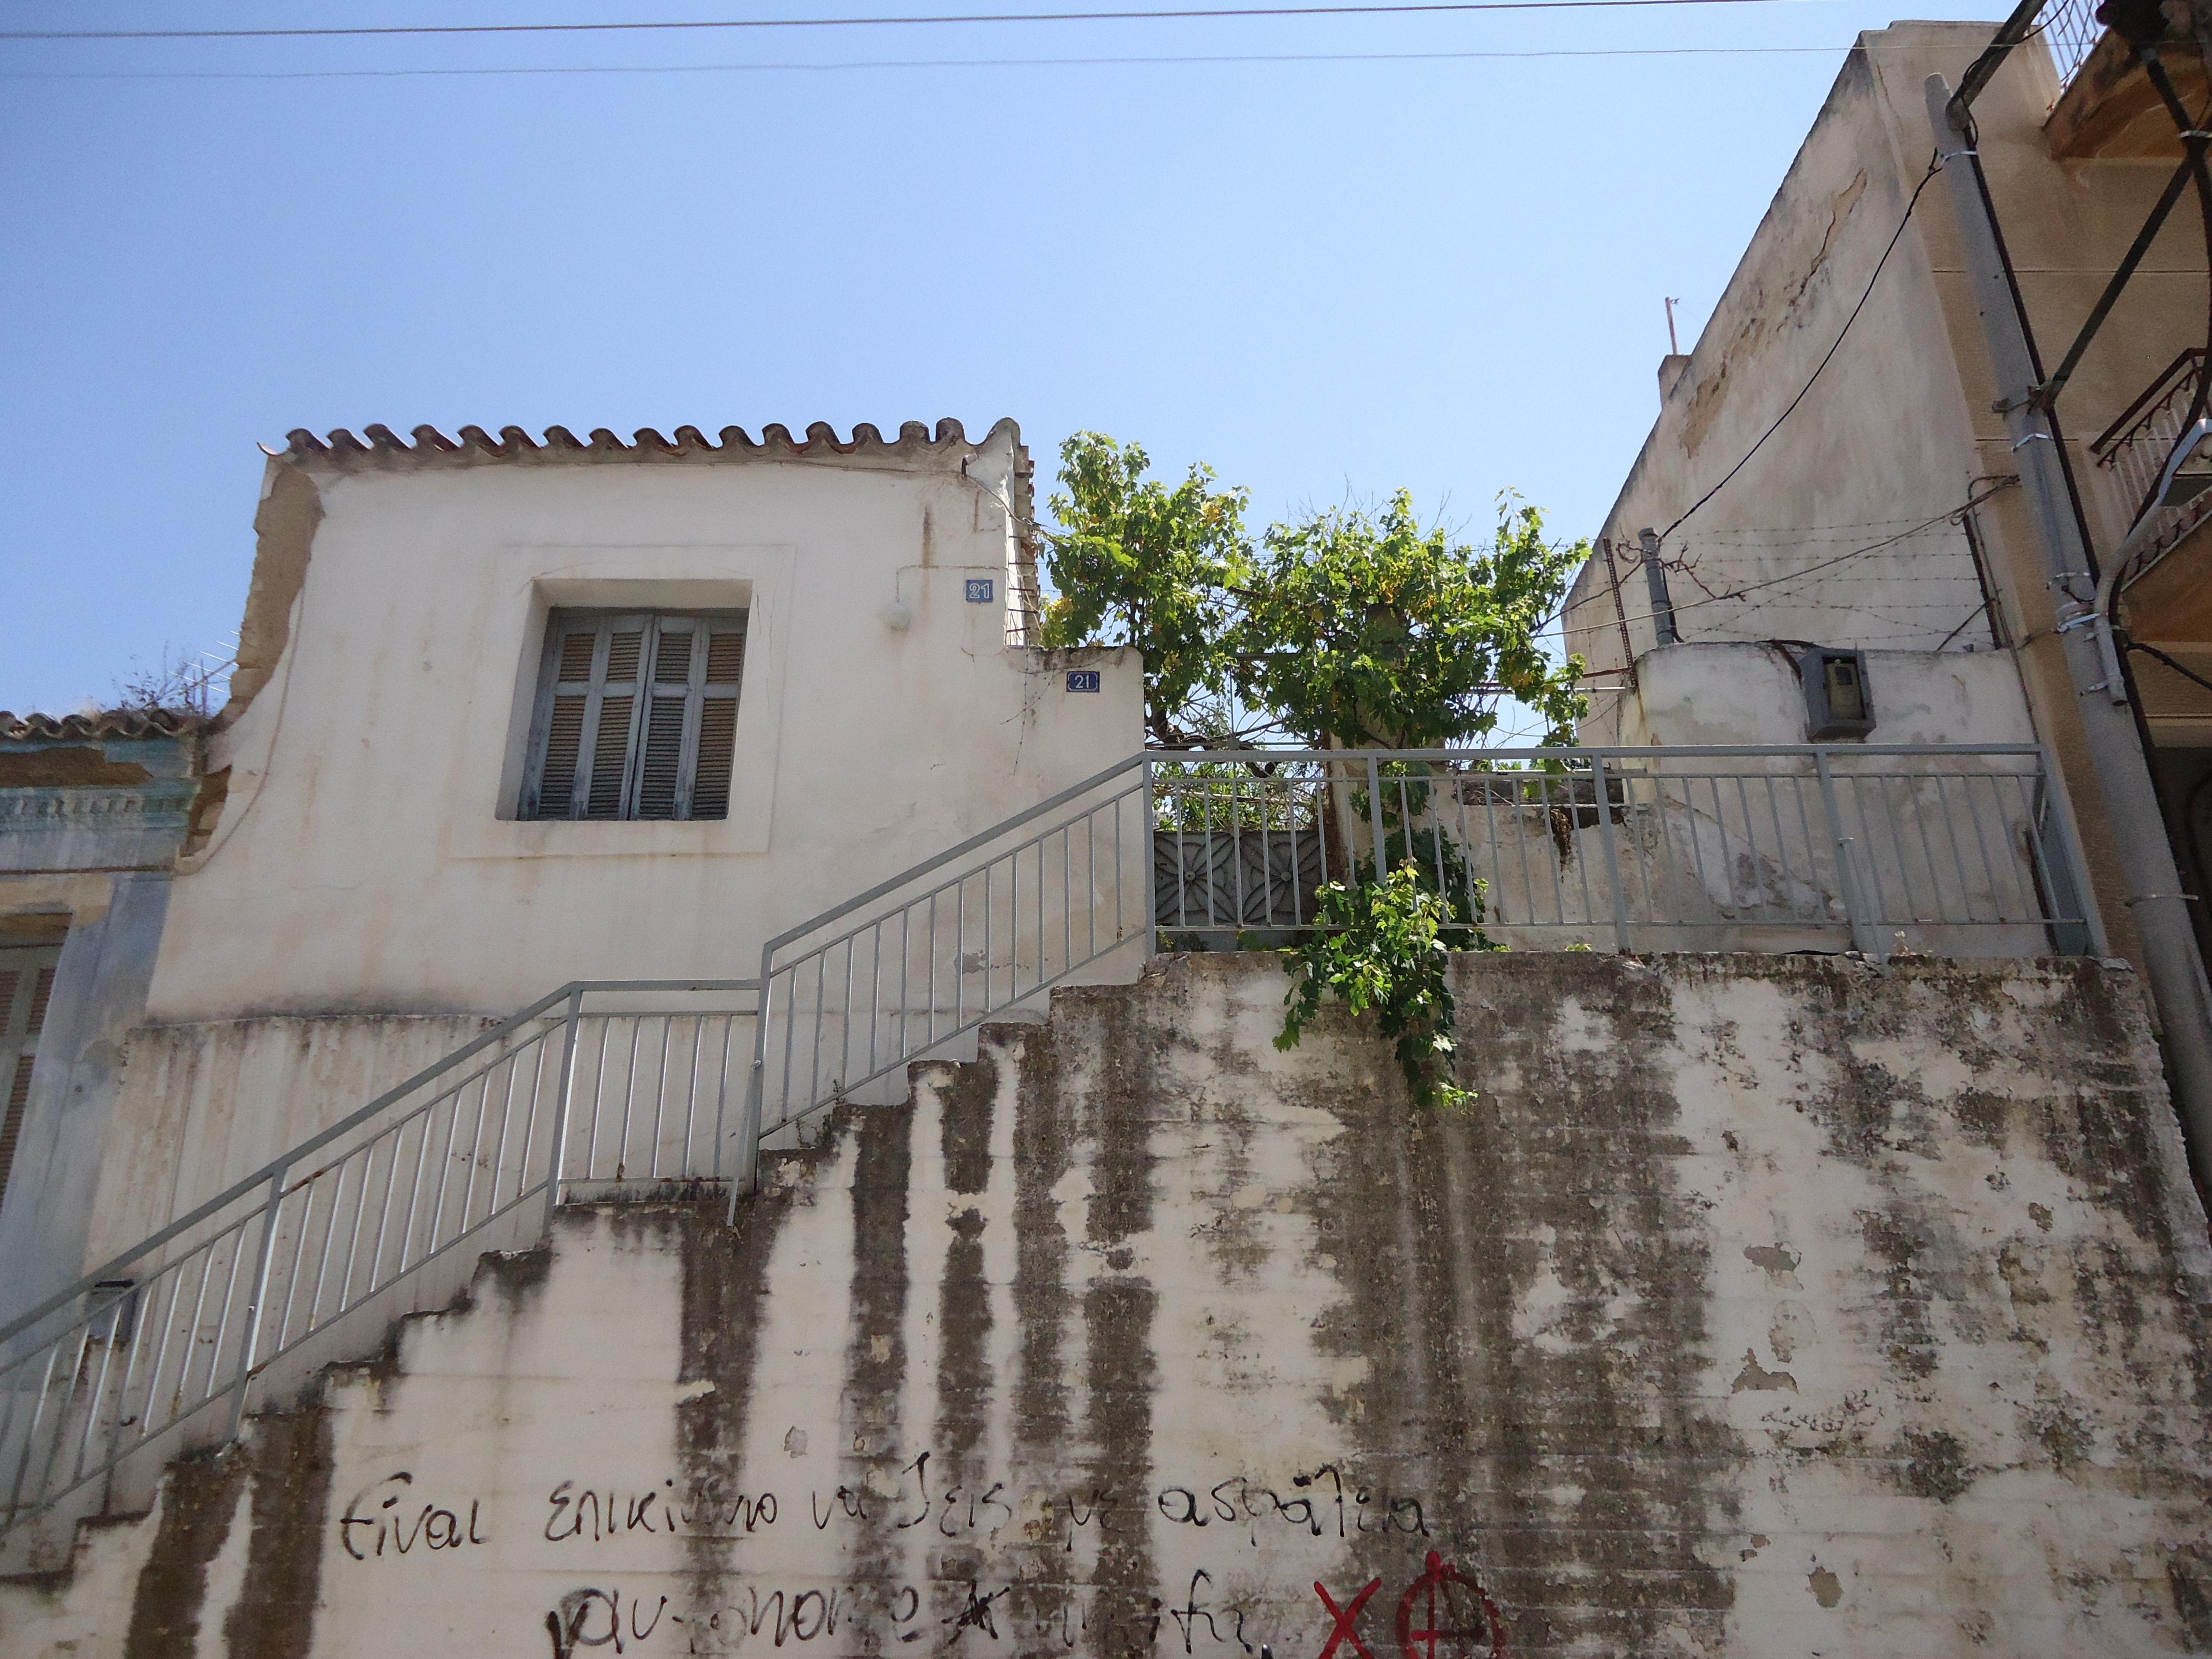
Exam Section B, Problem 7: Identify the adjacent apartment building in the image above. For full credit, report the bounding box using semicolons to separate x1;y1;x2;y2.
1566;12;2212;972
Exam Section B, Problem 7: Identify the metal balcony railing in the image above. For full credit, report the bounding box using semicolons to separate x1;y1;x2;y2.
0;742;2098;1552
1147;746;2096;960
2094;350;2211;572
2040;0;2107;99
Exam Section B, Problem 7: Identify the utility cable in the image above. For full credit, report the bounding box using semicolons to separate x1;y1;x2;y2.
1592;483;2013;635
0;0;1828;40
1654;153;1943;545
0;42;1855;77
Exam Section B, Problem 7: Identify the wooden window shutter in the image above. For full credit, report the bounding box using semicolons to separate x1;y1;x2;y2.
0;949;60;1207
694;622;746;821
522;609;745;822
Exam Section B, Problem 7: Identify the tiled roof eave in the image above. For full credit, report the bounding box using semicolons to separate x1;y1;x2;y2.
0;709;209;742
276;417;1018;474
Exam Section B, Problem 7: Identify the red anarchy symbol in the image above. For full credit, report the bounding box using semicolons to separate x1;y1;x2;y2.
1313;1576;1382;1659
1394;1550;1505;1659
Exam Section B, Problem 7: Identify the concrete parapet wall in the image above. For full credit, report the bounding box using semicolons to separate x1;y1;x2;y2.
6;952;2210;1656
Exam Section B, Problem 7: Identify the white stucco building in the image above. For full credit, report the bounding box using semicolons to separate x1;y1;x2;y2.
17;416;1141;1309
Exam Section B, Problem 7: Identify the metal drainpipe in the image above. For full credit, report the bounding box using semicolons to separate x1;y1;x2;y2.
1926;75;2212;1194
1639;527;1681;646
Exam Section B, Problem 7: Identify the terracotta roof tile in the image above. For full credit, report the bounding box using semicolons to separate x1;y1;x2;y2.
276;416;1017;472
0;709;208;742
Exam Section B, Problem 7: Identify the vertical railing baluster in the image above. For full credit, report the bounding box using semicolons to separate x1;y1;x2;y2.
1366;754;1387;876
543;989;584;1230
1815;750;1877;955
1591;753;1631;953
1143;761;1158;958
732;953;776;1217
226;1165;288;1437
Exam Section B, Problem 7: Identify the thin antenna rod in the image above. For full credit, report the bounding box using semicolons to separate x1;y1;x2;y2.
1664;296;1682;355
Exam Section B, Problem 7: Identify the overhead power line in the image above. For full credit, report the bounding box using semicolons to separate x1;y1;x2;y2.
0;0;1820;39
1;42;1854;78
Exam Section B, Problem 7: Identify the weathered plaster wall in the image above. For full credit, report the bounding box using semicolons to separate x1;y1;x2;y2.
155;420;1143;1024
1563;27;1998;681
0;876;174;1325
80;1013;498;1270
8;953;2209;1656
1601;642;2035;750
0;729;198;1325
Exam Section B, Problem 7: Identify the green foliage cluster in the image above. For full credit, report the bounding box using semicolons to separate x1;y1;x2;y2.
1039;431;1588;750
1040;436;1253;749
1041;429;1591;1106
1276;863;1477;1109
1247;493;1587;749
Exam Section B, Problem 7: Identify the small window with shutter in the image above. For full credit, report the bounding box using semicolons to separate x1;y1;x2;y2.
0;943;60;1207
520;610;747;821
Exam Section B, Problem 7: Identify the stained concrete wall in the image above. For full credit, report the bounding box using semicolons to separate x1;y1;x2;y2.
6;952;2210;1656
1590;642;2036;750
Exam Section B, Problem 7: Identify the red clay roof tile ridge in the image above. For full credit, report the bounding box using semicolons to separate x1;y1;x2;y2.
279;416;1014;470
1;708;209;742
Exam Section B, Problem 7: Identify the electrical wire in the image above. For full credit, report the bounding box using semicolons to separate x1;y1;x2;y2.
1654;153;1945;545
0;43;1855;77
1586;483;2013;635
0;0;1831;40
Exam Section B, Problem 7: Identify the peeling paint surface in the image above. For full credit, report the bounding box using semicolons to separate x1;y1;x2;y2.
5;953;2208;1656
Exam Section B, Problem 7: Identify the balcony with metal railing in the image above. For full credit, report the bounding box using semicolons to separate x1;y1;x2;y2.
2044;0;2212;156
2094;350;2212;575
2041;0;2108;96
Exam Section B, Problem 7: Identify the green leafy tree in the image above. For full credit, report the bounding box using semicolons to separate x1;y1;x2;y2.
1040;432;1253;748
1239;491;1587;750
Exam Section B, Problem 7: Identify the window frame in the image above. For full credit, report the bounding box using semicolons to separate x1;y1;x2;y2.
519;608;748;822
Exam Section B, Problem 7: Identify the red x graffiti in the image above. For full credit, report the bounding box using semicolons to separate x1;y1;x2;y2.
1313;1577;1382;1659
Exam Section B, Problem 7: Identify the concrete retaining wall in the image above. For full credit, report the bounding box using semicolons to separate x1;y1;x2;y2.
6;952;2210;1656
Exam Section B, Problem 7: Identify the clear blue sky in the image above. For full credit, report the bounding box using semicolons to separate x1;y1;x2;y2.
2;0;2006;723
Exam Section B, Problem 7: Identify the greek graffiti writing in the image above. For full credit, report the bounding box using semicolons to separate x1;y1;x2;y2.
545;1586;674;1658
546;1480;778;1541
809;1486;869;1528
699;1586;855;1648
1168;1569;1256;1655
538;1559;1503;1658
1156;1467;1427;1547
338;1471;488;1560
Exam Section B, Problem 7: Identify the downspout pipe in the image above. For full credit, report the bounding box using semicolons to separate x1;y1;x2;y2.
1925;75;2212;1196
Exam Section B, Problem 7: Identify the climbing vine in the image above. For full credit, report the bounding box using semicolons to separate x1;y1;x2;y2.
1275;863;1490;1108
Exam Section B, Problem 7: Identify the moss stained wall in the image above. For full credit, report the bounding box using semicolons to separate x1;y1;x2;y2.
4;952;2208;1657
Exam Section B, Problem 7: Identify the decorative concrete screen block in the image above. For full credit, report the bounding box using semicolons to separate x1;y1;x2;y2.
5;954;2209;1656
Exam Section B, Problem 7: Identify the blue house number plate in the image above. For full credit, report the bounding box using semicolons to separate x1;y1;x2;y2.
965;578;995;603
1066;670;1101;693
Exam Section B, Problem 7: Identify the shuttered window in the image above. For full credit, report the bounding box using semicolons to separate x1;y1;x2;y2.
521;610;747;821
0;944;60;1206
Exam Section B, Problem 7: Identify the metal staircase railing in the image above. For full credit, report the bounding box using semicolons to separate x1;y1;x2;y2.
0;981;758;1548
